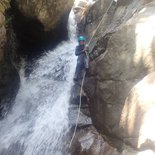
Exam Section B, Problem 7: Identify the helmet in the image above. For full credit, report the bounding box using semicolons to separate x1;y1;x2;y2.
78;36;85;41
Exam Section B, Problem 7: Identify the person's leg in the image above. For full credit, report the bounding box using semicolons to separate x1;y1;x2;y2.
74;67;79;81
74;61;82;81
80;62;86;79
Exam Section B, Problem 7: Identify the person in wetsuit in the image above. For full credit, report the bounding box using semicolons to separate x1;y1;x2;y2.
74;35;89;81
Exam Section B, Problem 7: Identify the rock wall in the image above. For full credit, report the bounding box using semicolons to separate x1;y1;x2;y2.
83;0;155;151
0;0;19;118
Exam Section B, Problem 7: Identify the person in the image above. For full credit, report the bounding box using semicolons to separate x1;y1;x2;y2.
74;35;89;81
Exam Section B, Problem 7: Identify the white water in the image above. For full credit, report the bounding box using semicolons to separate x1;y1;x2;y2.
0;11;77;155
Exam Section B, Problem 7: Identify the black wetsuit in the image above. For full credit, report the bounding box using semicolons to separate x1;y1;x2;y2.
74;45;88;79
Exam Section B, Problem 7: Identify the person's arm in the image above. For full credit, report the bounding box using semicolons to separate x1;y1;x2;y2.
75;46;84;56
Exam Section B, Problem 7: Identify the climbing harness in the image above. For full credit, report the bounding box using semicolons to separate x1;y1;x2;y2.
69;0;116;149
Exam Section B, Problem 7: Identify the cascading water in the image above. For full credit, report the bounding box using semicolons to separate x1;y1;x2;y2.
0;11;77;155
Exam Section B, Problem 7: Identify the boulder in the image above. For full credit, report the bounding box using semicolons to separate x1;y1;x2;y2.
15;0;74;31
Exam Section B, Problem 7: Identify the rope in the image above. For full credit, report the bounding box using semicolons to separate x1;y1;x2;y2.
69;0;115;149
69;71;86;148
87;0;115;47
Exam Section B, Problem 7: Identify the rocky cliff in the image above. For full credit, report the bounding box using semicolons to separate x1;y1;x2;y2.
82;0;155;152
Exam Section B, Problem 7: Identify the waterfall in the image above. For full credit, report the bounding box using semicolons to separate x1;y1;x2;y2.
0;11;77;155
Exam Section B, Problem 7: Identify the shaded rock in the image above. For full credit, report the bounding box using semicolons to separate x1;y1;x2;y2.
15;0;73;31
0;0;20;118
0;61;19;118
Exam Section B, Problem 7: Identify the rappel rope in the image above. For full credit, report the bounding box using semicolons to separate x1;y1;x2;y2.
87;0;115;46
69;0;116;148
69;71;86;148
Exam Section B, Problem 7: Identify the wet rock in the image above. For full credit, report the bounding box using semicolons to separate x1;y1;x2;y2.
0;61;19;118
69;82;92;127
70;126;121;155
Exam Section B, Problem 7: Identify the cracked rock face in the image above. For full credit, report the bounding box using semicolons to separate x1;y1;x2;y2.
83;0;155;150
15;0;74;31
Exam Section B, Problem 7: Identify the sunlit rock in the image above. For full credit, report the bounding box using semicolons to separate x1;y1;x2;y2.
120;72;155;149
